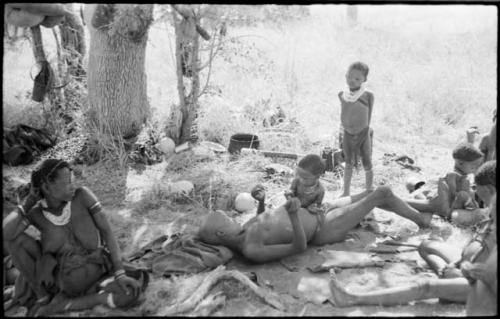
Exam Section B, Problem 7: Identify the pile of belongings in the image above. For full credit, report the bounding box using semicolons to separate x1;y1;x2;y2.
3;124;55;166
4;3;69;28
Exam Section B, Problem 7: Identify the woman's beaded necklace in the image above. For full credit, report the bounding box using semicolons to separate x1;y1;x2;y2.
40;199;72;226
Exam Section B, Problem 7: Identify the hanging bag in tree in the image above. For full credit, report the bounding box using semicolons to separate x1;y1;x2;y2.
32;61;51;102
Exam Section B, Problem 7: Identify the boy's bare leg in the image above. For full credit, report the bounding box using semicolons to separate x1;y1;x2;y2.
342;164;353;197
329;271;469;307
405;179;451;217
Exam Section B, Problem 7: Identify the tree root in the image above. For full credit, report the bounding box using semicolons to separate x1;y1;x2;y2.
158;265;285;315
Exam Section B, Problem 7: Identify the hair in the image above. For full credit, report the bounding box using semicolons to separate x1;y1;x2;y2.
474;160;496;187
452;142;483;162
197;210;230;245
298;154;325;176
31;159;71;192
348;61;369;79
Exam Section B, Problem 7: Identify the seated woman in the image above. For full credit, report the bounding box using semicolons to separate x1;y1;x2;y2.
329;163;496;314
3;159;148;316
198;182;441;263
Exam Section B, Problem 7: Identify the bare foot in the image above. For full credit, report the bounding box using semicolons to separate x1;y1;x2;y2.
328;269;357;307
419;212;434;228
430;179;451;218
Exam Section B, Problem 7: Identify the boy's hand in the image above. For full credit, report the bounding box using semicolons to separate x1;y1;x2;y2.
285;197;301;214
307;204;323;215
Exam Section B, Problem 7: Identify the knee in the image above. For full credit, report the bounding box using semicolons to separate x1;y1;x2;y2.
375;185;393;198
8;233;31;251
418;240;433;257
362;158;372;170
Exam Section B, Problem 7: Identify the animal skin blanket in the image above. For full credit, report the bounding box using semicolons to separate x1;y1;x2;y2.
127;233;233;277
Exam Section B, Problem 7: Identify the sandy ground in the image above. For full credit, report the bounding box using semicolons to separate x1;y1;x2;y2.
3;145;474;317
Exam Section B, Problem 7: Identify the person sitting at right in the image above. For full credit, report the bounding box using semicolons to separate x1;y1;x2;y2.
328;160;497;313
403;142;484;220
478;108;497;162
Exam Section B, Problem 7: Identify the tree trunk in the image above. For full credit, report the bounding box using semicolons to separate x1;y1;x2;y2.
84;4;153;138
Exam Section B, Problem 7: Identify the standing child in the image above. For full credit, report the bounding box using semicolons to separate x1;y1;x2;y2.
339;61;374;197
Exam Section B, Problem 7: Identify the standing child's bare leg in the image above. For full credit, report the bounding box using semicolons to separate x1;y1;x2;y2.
342;164;353;197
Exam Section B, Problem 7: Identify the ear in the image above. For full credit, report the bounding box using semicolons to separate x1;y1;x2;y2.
215;230;225;238
40;182;50;196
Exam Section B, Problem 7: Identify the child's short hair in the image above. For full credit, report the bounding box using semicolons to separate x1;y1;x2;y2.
348;61;369;79
474;160;496;187
298;154;325;176
452;142;483;162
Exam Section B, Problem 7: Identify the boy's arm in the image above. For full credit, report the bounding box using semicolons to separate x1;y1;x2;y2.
315;184;325;206
286;178;299;197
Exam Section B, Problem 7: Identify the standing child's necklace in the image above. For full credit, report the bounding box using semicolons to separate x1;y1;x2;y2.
342;83;367;102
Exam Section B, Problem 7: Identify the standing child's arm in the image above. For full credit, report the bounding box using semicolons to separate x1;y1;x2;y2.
367;92;374;126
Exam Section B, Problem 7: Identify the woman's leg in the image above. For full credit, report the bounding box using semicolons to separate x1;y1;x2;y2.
418;240;462;275
7;233;47;299
329;271;470;307
34;292;108;316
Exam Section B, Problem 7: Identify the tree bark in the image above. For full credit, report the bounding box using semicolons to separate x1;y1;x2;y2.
84;4;153;138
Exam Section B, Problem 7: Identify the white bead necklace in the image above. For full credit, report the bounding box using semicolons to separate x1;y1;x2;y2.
40;199;72;226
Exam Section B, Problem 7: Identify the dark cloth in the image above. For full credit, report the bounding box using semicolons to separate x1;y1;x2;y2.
3;124;55;166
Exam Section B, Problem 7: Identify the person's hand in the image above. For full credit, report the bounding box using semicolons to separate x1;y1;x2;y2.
251;184;265;202
307;204;322;215
441;265;462;278
460;261;486;284
116;275;140;298
285;197;301;214
24;184;42;207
